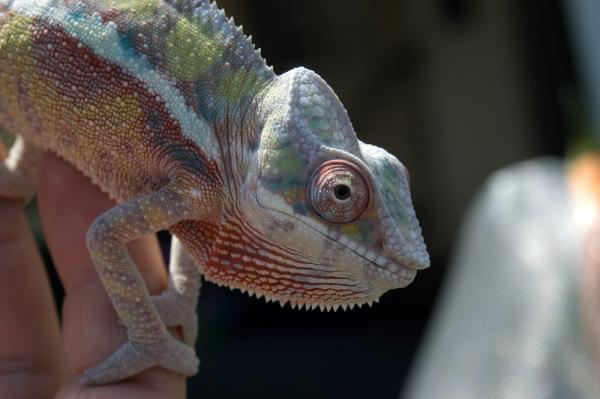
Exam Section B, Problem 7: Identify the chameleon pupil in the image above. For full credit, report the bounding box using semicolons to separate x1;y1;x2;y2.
334;184;351;200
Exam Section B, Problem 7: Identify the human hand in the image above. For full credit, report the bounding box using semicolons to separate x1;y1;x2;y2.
0;151;186;399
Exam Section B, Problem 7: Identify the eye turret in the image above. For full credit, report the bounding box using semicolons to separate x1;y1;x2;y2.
309;160;370;223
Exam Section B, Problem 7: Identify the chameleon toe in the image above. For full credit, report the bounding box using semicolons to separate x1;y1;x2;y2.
152;290;199;347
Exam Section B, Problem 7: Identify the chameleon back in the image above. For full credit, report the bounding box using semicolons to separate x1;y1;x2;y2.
0;0;272;200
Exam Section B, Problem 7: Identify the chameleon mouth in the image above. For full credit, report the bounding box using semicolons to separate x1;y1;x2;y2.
253;190;420;281
260;204;418;285
332;234;417;287
247;197;418;306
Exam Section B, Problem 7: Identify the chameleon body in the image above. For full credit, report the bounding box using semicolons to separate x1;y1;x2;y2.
0;0;429;384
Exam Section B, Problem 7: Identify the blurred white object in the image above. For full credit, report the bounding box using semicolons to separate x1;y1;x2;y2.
402;158;600;399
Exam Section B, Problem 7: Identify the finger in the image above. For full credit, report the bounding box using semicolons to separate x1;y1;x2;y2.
0;198;65;397
0;139;7;159
36;153;184;398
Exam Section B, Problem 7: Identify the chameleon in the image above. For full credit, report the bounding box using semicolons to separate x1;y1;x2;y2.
0;0;429;385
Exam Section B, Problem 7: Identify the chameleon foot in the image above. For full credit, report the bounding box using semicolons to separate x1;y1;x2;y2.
81;334;199;385
152;286;199;347
151;236;200;347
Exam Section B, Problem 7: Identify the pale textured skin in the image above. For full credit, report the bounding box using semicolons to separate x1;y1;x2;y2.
0;0;429;385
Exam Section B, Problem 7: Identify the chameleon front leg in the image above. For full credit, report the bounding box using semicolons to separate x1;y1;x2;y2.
83;178;211;385
152;236;200;347
0;136;43;203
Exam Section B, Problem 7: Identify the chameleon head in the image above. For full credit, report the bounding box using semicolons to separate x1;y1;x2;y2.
210;67;429;310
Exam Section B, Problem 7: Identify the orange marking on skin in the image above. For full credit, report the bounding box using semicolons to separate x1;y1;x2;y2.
172;217;361;299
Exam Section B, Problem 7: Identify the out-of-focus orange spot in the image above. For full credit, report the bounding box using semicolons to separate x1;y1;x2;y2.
569;152;600;228
570;152;600;201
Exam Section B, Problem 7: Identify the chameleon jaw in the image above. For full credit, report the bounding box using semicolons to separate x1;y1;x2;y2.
198;227;417;310
225;282;383;312
203;270;393;312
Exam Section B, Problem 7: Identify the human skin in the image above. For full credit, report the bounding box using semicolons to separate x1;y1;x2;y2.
0;151;185;399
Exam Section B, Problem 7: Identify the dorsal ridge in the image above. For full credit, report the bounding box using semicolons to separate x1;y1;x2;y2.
163;0;274;78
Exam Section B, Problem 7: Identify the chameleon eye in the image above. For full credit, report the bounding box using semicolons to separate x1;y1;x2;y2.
309;160;370;223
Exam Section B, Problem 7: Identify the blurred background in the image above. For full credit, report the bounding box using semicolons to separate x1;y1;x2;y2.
14;0;600;397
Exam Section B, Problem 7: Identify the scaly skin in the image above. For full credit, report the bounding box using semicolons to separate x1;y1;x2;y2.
0;0;429;385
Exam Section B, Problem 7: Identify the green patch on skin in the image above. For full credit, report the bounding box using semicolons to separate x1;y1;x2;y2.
342;217;376;243
340;222;371;242
263;145;305;204
260;136;307;206
275;146;304;176
0;14;35;102
305;111;334;143
217;69;263;104
108;0;160;17
167;17;223;81
0;14;33;59
377;161;409;225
